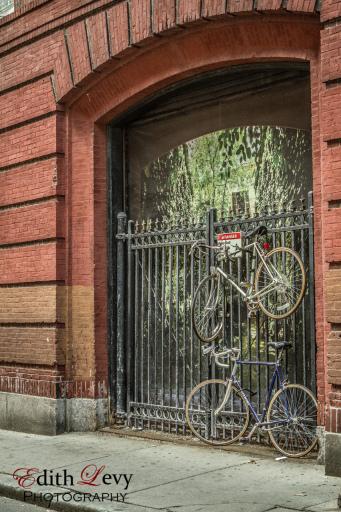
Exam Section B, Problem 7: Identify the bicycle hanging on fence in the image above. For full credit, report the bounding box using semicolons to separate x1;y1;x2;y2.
185;341;318;458
191;225;306;343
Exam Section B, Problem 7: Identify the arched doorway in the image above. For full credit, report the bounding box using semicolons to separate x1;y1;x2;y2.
109;62;315;434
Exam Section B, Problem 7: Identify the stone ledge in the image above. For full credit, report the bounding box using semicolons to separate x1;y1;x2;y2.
325;432;341;477
0;392;108;435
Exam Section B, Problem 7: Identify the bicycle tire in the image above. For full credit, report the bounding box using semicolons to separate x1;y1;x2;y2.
192;273;224;343
186;379;250;446
254;247;306;320
267;383;318;457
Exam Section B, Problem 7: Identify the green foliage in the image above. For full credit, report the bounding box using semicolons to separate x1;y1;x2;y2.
141;126;311;221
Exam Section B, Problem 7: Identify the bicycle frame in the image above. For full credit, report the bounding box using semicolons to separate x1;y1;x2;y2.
215;239;281;303
215;351;290;430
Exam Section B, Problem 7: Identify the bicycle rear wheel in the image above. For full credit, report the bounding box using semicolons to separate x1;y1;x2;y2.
192;273;224;343
186;379;250;446
255;247;306;320
267;384;318;457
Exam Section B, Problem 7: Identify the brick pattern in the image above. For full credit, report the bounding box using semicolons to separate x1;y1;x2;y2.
286;0;316;12
0;200;64;246
256;0;282;11
106;2;131;57
86;12;110;71
0;157;65;208
201;0;225;17
130;0;152;44
0;76;56;131
0;327;65;366
177;0;201;24
66;22;92;86
322;86;341;142
228;0;254;13
327;331;341;385
321;25;341;83
0;242;65;284
0;285;65;323
321;0;341;23
0;115;62;170
153;0;176;31
321;0;341;432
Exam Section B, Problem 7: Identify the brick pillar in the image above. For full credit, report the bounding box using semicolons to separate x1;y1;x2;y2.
320;0;341;477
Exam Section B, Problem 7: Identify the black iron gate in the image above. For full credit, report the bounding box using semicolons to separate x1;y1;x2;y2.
114;193;316;434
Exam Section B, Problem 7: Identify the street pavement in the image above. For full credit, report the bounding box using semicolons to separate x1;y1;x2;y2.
0;429;340;512
0;497;49;511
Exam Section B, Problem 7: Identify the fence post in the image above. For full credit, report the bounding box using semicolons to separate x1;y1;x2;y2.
207;208;217;380
308;191;316;395
116;212;127;417
126;220;134;415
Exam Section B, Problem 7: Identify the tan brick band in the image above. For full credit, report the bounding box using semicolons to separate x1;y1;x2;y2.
328;330;341;385
0;326;65;366
0;285;65;323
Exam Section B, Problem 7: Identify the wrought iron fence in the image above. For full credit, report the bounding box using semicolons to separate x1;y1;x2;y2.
115;193;315;436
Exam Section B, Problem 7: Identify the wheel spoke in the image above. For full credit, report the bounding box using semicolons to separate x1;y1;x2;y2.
267;385;317;457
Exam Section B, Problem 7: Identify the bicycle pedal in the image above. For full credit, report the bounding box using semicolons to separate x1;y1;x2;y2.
239;437;251;444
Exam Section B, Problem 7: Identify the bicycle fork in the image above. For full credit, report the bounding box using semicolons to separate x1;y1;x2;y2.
214;359;239;416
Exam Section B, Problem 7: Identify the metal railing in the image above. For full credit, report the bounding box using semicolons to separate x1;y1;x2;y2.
115;193;315;436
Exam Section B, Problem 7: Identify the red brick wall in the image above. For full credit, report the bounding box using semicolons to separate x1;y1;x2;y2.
320;0;341;434
1;0;336;422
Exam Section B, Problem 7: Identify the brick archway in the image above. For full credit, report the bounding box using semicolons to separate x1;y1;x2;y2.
62;13;321;414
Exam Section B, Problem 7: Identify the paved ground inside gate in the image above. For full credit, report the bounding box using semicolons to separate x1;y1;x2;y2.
0;430;340;512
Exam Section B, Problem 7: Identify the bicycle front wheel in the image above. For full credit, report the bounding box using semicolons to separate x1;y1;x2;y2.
267;384;318;457
192;273;224;343
255;247;306;320
186;379;250;446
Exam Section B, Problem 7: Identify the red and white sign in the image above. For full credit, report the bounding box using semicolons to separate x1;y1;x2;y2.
217;232;241;242
217;231;242;255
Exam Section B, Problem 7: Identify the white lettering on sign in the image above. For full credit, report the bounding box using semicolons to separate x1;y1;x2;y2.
217;232;241;241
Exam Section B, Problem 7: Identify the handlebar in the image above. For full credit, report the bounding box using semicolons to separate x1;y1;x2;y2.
202;344;240;368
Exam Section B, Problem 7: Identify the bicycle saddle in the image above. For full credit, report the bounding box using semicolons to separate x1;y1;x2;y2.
268;341;292;349
244;225;268;238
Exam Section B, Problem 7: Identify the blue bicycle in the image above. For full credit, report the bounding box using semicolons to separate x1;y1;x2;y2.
185;341;318;457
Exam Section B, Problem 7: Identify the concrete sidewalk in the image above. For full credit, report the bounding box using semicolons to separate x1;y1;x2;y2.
0;429;340;512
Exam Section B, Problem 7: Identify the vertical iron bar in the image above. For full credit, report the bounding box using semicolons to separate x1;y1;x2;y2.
154;245;159;417
175;244;180;433
141;242;145;427
168;244;174;429
300;215;307;387
147;240;152;429
134;242;139;407
190;239;195;393
126;220;134;416
116;212;127;416
161;244;166;430
207;209;216;381
183;244;188;433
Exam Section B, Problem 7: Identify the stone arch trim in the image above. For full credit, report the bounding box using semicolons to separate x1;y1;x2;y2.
54;0;320;103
